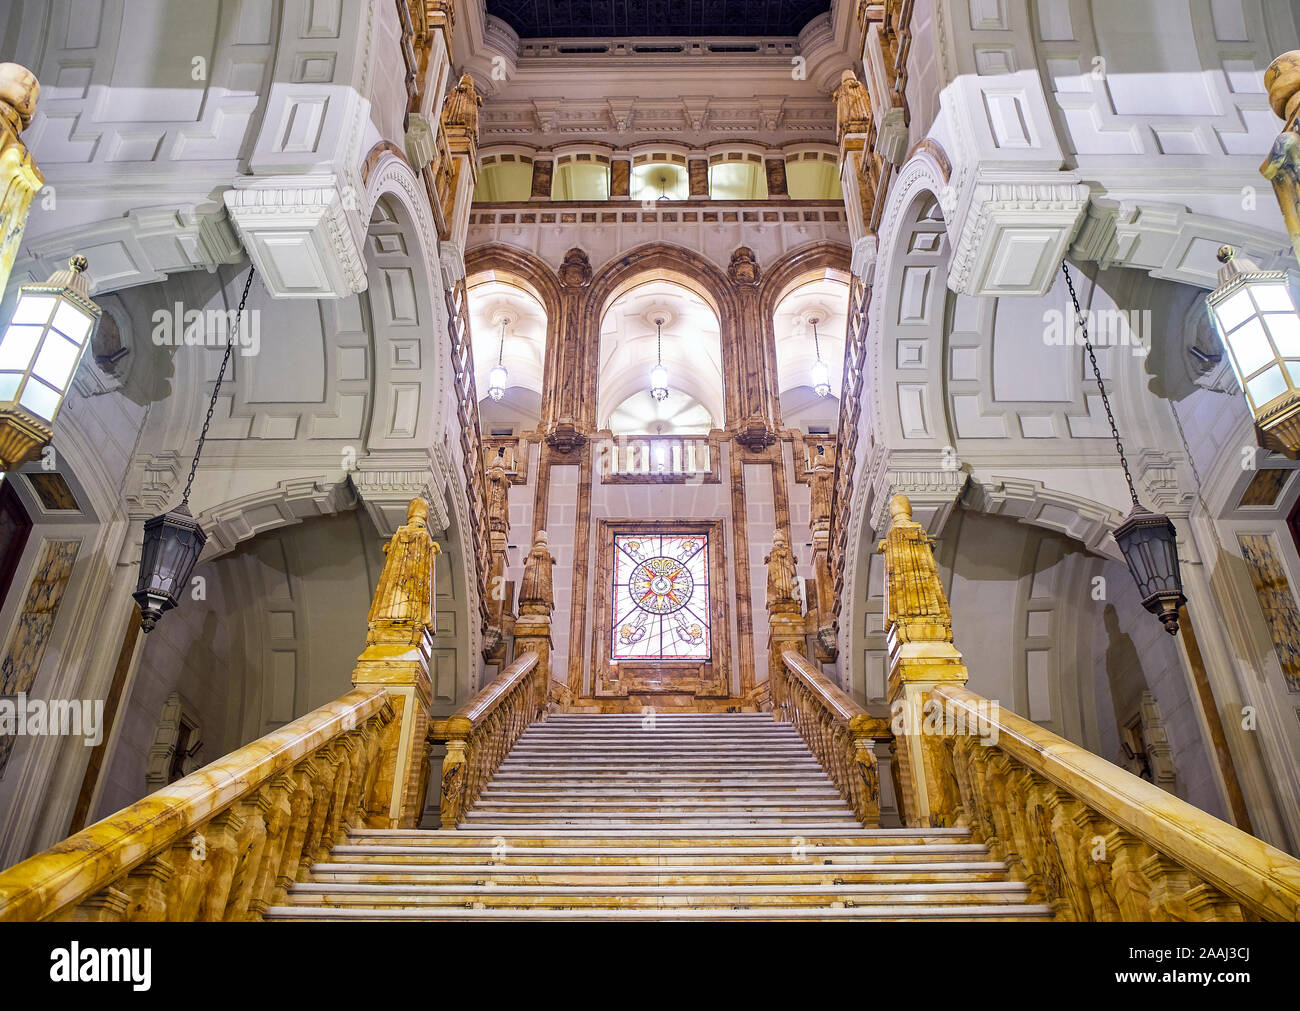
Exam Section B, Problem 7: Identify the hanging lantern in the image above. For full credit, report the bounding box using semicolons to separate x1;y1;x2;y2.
134;265;255;632
0;256;101;471
1062;260;1188;635
487;319;508;402
133;504;207;632
1206;245;1300;456
809;317;831;398
1112;505;1187;635
650;317;669;401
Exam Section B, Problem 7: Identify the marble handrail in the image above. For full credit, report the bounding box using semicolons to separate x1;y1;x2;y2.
431;651;544;828
780;650;884;826
0;686;394;922
931;683;1300;921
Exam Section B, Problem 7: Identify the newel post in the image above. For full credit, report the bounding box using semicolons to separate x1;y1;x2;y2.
765;530;805;715
878;494;968;827
0;63;44;295
514;530;559;713
351;497;441;828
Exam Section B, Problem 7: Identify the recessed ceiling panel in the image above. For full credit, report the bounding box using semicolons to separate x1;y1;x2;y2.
488;1;830;39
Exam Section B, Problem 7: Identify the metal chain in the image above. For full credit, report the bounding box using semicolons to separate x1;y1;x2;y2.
180;264;256;506
657;319;663;365
497;319;505;367
1061;260;1140;508
811;318;822;360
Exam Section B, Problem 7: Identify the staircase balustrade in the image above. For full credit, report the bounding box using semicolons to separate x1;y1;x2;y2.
431;651;545;828
881;492;1300;921
0;688;394;921
778;650;886;827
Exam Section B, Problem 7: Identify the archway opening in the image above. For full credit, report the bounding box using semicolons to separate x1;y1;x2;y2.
773;269;851;433
596;276;723;435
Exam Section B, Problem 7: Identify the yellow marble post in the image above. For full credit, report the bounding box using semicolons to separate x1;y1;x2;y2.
0;64;43;296
514;530;559;705
1264;51;1300;267
351;497;441;827
879;494;969;826
765;530;805;714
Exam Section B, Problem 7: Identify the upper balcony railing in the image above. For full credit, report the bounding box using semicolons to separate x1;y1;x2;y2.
594;431;721;484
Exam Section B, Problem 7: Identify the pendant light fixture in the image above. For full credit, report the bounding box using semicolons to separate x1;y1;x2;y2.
133;265;256;633
487;318;508;402
650;316;669;401
809;316;831;398
0;256;102;474
1062;261;1187;635
1205;245;1300;456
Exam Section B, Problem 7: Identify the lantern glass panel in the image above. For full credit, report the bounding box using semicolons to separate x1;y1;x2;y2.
18;379;60;421
1252;283;1296;313
1265;312;1300;354
651;364;669;389
51;301;93;344
1215;288;1256;332
11;295;56;326
0;375;18;401
1246;364;1287;407
33;334;81;391
1231;316;1272;375
0;325;43;372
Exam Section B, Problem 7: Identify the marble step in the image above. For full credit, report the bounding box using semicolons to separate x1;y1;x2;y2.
347;827;974;843
484;782;838;790
264;903;1053;921
307;863;1011;885
279;880;1035;908
326;843;997;865
472;796;848;808
478;784;842;790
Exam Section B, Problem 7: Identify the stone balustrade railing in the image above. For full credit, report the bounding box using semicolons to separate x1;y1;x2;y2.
777;649;886;826
595;431;720;484
928;684;1300;921
432;651;544;828
880;492;1300;921
0;687;394;922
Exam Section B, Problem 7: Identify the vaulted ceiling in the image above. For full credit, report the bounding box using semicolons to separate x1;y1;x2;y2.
487;0;830;38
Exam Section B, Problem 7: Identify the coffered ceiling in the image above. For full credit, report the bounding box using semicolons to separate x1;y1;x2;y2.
487;1;831;38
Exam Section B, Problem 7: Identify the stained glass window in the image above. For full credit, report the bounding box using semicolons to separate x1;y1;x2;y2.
611;532;711;661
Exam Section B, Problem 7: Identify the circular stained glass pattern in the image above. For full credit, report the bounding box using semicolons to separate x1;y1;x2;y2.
628;556;694;614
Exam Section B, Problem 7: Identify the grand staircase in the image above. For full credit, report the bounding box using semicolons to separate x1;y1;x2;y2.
266;712;1053;921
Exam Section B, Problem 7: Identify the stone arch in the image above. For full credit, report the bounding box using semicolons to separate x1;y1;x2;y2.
585;242;741;430
464;244;563;427
759;241;852;428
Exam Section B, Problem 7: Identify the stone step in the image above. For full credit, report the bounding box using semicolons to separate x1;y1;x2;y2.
349;827;974;842
472;797;848;809
458;816;868;828
308;863;1011;885
464;811;853;821
264;903;1053;921
478;784;842;790
281;879;1035;908
327;843;996;864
